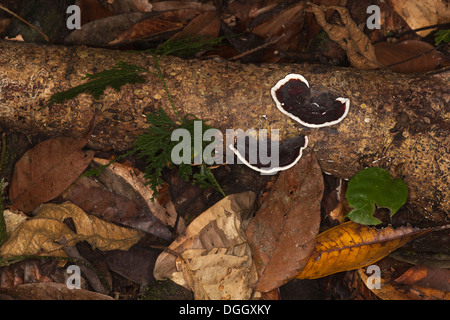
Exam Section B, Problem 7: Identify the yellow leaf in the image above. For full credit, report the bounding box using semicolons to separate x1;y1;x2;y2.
0;202;142;258
0;217;77;258
296;221;431;279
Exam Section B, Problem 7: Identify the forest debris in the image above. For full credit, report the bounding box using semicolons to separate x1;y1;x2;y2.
307;3;380;69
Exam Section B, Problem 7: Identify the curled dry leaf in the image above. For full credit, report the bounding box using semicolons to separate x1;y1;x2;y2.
307;4;380;69
153;191;258;300
92;158;182;233
61;175;173;242
245;151;323;293
0;202;142;259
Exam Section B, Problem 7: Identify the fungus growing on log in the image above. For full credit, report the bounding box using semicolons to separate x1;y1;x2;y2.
271;74;350;128
229;135;308;174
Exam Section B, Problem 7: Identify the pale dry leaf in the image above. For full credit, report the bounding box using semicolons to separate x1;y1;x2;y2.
153;191;258;300
177;246;257;300
387;0;450;37
3;209;28;236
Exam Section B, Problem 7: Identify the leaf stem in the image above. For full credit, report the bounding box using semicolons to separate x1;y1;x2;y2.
151;54;182;123
203;163;227;198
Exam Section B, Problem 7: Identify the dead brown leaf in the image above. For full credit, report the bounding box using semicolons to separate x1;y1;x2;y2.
171;11;220;39
8;135;95;213
109;9;203;46
60;176;173;241
0;282;113;300
374;40;439;73
252;3;306;53
395;265;450;292
9;116;96;213
246;151;323;293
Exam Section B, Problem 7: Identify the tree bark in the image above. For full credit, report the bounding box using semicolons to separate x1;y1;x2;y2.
0;40;448;222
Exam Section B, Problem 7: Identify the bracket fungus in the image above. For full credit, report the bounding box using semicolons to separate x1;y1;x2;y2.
229;74;350;174
229;135;308;175
271;74;350;128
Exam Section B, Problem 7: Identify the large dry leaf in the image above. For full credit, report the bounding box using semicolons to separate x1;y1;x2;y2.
246;151;323;292
9;124;95;213
153;191;258;300
374;40;439;73
296;221;435;279
0;202;142;258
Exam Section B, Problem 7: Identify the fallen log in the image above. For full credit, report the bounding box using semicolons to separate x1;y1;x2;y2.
0;40;448;223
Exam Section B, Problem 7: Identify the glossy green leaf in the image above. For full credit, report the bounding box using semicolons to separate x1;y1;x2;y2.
345;167;408;225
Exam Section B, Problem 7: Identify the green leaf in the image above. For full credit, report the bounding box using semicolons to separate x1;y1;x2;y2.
434;29;450;46
43;62;146;109
345;167;408;225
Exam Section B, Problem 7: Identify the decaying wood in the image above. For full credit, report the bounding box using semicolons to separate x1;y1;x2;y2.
0;40;448;222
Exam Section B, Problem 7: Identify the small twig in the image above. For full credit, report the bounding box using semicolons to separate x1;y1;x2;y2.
0;4;50;43
229;34;286;61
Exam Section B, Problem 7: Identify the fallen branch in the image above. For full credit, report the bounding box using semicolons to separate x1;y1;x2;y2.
0;40;448;223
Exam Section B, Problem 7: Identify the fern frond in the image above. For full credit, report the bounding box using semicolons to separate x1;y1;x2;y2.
42;62;146;109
